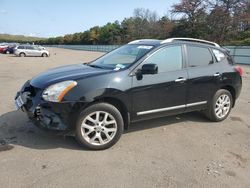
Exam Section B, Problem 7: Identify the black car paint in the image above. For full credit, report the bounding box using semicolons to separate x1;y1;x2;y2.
16;41;242;132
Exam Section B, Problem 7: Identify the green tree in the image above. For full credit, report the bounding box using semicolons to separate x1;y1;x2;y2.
98;22;122;44
89;26;100;44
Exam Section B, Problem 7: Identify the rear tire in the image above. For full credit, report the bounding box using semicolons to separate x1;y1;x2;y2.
205;89;233;122
75;103;124;150
42;53;48;57
19;53;26;57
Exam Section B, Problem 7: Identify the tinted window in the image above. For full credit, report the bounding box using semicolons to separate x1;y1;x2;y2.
26;46;34;50
143;45;182;73
187;46;213;67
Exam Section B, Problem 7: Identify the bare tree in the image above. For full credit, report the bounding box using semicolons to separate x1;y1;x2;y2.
207;0;249;42
170;0;209;38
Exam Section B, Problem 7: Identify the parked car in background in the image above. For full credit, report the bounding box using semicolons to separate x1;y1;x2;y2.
4;46;15;54
15;38;242;150
3;44;18;54
0;43;8;53
14;45;49;57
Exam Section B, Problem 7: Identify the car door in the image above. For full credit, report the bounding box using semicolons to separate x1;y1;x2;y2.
33;46;42;56
185;44;222;111
25;46;34;56
131;45;188;121
30;46;40;56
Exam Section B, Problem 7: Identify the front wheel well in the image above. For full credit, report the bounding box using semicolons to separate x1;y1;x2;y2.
220;86;236;107
74;98;130;130
97;97;130;130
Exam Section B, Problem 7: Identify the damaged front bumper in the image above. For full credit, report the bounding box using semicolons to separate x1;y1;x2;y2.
15;81;80;132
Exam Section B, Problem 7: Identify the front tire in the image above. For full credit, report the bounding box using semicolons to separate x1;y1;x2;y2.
205;89;233;122
75;103;124;150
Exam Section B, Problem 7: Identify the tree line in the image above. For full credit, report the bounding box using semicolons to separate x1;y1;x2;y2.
0;34;44;43
38;0;250;45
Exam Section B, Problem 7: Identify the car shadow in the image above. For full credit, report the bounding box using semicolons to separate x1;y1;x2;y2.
0;110;209;151
0;110;83;151
8;55;45;58
125;111;209;134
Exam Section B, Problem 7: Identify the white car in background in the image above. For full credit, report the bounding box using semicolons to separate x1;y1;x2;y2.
14;45;49;57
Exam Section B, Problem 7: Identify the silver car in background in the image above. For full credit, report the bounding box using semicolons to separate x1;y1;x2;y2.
14;45;50;57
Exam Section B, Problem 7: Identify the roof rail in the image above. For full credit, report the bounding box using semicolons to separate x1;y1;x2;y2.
161;38;220;47
128;39;160;44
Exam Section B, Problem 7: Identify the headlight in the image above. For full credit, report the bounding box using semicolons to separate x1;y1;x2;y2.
42;81;77;102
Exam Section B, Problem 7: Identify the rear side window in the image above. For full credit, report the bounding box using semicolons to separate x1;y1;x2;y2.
143;45;183;73
187;46;213;67
18;46;24;49
26;46;34;50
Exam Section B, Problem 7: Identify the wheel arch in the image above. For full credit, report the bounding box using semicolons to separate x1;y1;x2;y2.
72;97;130;130
19;52;26;56
96;97;130;130
42;52;48;57
220;85;236;107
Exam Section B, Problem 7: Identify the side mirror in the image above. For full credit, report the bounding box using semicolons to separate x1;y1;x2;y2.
136;64;158;80
141;64;158;75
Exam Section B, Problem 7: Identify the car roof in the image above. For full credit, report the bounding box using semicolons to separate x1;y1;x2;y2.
19;44;32;46
128;38;221;49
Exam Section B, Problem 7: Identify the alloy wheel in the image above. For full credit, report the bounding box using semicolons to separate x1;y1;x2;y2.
215;94;231;119
80;111;117;146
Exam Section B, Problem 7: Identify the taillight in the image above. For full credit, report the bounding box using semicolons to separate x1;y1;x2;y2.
235;66;243;76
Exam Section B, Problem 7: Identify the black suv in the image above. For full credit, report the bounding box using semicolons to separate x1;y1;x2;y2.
15;38;242;150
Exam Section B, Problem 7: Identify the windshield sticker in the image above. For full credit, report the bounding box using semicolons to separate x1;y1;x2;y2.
137;46;153;50
114;64;126;71
114;67;120;71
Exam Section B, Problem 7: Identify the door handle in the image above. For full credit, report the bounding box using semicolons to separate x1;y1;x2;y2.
214;73;221;77
175;77;186;82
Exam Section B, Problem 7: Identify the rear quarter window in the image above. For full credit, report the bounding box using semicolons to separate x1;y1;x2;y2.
212;49;232;64
212;49;226;62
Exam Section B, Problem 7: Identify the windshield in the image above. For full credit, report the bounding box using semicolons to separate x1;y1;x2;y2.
89;44;154;70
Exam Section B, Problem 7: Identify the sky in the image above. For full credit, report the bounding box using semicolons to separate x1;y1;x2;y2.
0;0;177;38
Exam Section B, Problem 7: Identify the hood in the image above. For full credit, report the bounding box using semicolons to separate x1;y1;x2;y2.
30;64;111;88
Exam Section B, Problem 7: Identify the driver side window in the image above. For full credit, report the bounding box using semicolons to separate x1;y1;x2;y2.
143;45;183;73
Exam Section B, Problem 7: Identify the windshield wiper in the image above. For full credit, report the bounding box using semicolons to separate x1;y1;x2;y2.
88;64;105;69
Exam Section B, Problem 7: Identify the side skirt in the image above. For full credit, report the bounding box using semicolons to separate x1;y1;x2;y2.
137;101;207;116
